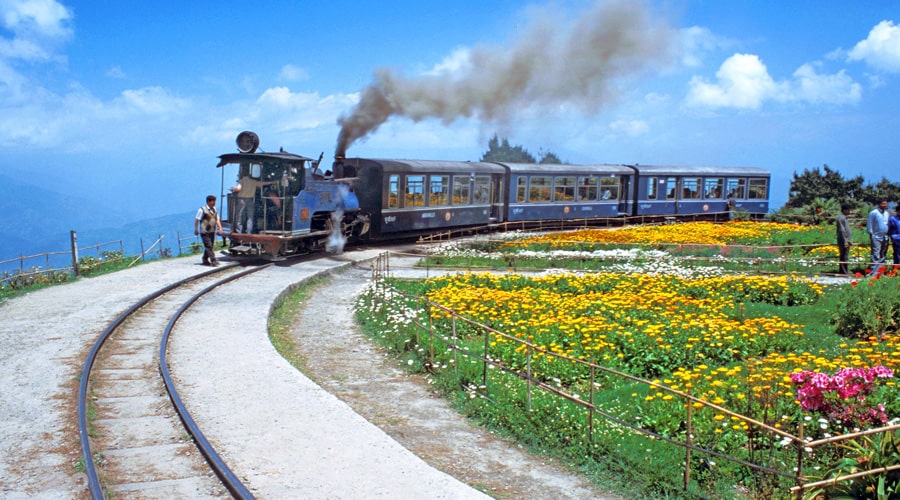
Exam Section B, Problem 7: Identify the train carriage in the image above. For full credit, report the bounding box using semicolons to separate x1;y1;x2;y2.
628;164;770;219
341;158;507;239
499;163;635;222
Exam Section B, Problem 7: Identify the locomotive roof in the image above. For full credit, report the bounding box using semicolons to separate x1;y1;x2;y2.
216;151;313;167
497;162;635;175
628;164;770;176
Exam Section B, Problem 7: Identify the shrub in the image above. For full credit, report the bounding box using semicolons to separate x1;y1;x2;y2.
832;270;900;339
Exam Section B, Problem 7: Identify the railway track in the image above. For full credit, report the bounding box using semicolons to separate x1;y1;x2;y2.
77;262;268;499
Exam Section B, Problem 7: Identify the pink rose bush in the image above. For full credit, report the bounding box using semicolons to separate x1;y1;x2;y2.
790;366;894;429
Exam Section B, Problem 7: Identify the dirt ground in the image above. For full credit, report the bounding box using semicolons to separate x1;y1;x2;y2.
289;260;621;499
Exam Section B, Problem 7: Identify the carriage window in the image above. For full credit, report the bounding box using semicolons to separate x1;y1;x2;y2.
578;177;598;201
726;178;746;199
387;175;400;208
681;177;700;199
600;177;619;200
704;178;724;199
529;176;552;202
554;176;576;202
665;177;677;200
452;175;470;204
405;175;425;207
429;175;449;206
646;177;658;200
473;176;491;204
748;178;768;199
516;177;528;202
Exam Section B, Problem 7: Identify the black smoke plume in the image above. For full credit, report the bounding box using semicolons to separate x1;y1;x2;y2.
335;0;676;157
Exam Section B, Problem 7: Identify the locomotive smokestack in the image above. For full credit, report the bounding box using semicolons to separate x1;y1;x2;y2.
335;0;676;157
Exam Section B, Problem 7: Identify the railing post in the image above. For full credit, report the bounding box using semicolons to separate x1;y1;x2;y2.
684;390;693;492
589;364;595;442
452;315;459;380
482;327;490;389
526;344;532;411
70;230;80;277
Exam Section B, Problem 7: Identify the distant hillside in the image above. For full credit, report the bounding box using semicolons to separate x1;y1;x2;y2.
0;205;197;272
0;174;132;258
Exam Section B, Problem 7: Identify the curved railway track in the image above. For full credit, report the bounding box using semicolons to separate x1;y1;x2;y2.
77;262;269;499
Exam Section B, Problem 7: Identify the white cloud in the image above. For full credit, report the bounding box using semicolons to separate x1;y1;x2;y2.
278;64;309;82
0;0;71;61
609;119;649;137
685;53;784;109
791;63;861;104
847;20;900;73
1;0;71;37
685;53;861;109
679;26;732;68
116;86;191;115
105;66;125;79
425;47;472;77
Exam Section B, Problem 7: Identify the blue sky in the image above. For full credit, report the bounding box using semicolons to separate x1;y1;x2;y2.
1;0;899;223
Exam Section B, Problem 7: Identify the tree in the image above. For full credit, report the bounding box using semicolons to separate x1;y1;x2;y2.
786;164;862;207
537;149;563;164
480;134;536;163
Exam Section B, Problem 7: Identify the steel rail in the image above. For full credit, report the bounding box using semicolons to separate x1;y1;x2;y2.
76;262;253;499
158;264;272;500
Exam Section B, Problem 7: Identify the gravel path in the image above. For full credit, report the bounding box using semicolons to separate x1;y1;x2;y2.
0;259;212;499
0;249;617;499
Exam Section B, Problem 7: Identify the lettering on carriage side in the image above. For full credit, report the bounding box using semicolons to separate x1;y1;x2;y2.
580;206;593;211
421;212;436;219
512;207;524;215
639;203;652;210
384;216;397;223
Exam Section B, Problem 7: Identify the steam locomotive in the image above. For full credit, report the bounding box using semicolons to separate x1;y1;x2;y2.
217;131;770;257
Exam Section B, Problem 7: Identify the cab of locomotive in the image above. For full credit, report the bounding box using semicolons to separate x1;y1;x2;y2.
216;152;309;237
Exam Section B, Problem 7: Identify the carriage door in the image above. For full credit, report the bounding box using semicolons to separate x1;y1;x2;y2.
617;176;630;215
490;175;504;222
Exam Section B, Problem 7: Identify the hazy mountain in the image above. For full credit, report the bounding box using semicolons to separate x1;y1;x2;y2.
0;175;202;269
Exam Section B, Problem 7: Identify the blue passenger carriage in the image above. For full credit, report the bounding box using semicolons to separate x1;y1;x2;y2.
340;158;506;239
628;165;770;219
499;163;635;222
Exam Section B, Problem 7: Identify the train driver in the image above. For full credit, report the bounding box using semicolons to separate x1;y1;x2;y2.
231;173;278;234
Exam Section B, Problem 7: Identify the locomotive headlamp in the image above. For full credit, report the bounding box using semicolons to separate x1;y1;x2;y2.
236;131;259;153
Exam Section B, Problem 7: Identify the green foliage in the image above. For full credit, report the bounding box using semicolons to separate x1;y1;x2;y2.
78;250;128;277
0;266;71;294
802;431;900;500
480;134;563;164
832;272;900;339
786;164;900;210
787;165;864;208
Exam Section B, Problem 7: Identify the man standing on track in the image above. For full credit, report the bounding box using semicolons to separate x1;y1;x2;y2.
194;195;223;266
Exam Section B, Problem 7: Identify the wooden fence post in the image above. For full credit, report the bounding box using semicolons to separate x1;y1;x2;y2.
70;230;79;277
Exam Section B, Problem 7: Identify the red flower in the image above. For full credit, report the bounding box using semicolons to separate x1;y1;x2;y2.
851;281;858;287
